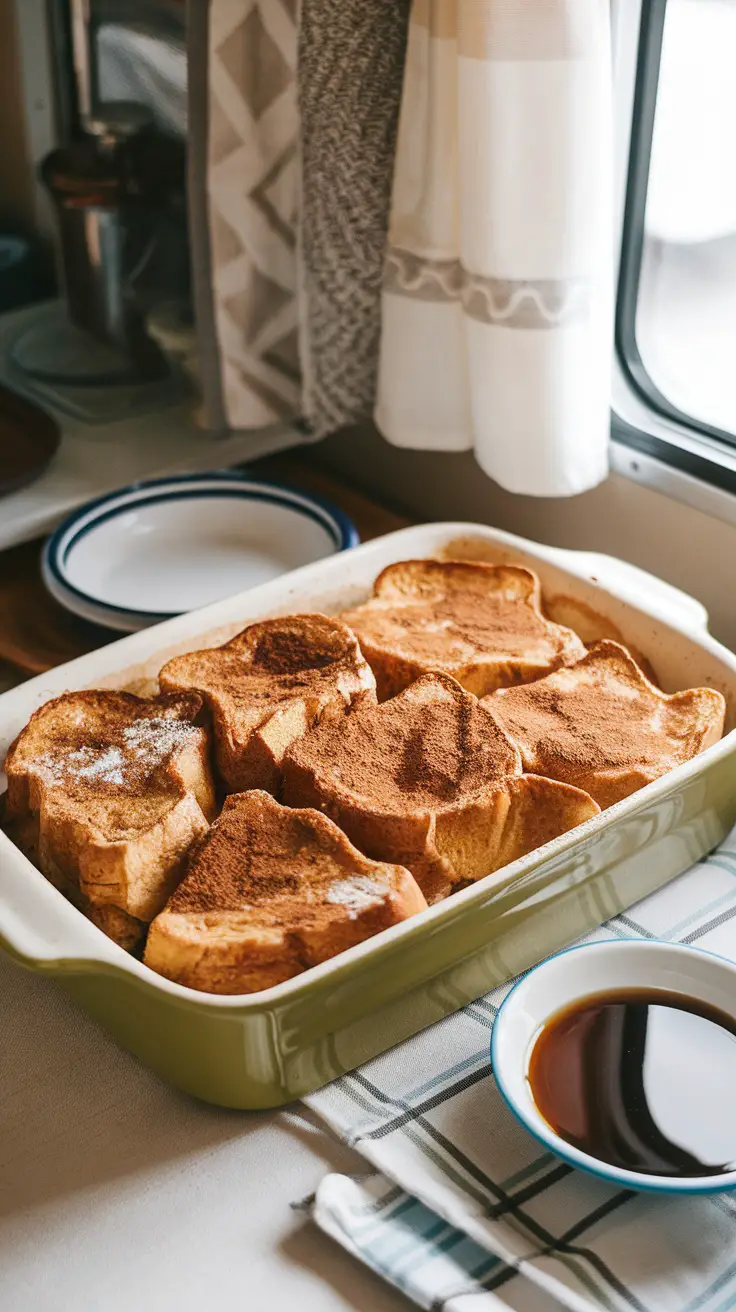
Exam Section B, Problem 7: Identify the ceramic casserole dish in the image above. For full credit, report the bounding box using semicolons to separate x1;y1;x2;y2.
1;523;735;1110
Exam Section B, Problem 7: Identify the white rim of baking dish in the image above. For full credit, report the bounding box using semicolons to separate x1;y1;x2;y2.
1;736;733;1012
3;520;734;1010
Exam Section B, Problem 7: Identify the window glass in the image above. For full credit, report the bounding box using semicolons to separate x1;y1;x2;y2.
635;0;736;437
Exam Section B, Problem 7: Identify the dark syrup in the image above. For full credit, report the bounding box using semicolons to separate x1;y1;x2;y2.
527;989;736;1177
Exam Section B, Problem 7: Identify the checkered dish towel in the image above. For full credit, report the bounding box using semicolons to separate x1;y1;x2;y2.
303;828;736;1312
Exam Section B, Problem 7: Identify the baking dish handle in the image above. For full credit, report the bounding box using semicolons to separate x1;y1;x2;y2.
540;547;710;635
0;850;122;971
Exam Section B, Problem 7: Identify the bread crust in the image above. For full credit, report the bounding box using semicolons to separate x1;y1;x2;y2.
340;559;585;698
484;640;726;808
144;790;427;993
159;614;376;793
282;672;598;901
4;690;217;947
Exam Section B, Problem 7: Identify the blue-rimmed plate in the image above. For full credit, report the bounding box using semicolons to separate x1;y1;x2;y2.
42;471;359;632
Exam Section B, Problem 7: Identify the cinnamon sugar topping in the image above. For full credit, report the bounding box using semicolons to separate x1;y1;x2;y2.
486;641;726;806
35;716;199;791
340;560;585;693
170;793;397;921
286;672;521;812
251;621;347;674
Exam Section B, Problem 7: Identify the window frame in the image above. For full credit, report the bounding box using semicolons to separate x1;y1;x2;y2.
612;0;736;508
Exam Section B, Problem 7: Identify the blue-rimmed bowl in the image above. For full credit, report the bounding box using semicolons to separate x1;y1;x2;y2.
492;940;736;1195
42;471;359;633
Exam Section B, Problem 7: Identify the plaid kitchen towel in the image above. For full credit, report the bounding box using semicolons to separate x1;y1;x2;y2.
304;828;736;1312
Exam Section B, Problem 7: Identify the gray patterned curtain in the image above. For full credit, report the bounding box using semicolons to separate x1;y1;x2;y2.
187;0;409;439
188;0;300;434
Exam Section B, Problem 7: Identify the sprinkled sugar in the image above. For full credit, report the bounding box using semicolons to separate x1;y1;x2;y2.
325;875;388;918
121;717;197;762
35;746;125;785
35;716;197;788
72;747;125;784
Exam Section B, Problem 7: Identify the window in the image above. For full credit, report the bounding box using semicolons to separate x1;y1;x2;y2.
615;0;736;492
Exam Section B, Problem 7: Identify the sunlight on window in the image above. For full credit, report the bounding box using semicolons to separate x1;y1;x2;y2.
636;0;736;436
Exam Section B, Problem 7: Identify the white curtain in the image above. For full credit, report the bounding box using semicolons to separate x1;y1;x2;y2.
375;0;613;497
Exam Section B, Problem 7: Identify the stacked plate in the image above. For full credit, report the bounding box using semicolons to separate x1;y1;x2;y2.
43;472;359;633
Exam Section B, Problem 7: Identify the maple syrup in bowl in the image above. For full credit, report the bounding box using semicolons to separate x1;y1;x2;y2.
491;941;736;1193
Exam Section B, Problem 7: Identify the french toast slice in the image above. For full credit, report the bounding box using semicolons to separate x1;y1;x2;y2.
484;640;726;809
144;790;427;994
158;614;376;794
339;559;586;699
282;672;599;902
4;690;217;949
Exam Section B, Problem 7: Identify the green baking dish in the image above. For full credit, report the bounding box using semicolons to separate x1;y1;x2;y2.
1;522;735;1110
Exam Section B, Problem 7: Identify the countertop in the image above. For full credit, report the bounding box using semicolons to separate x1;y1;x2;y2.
0;453;412;1312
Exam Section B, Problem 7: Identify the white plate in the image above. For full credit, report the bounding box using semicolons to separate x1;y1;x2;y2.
492;940;736;1194
42;472;359;632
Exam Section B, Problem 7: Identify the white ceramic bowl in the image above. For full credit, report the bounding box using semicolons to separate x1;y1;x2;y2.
492;940;736;1194
42;472;359;632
